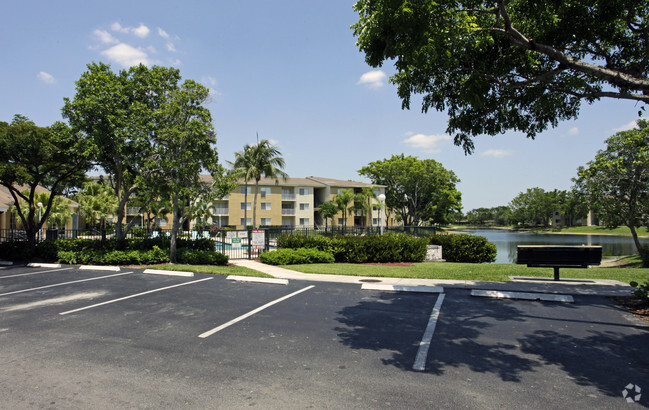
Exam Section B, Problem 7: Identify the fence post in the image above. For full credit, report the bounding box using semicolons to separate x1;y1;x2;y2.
101;229;106;241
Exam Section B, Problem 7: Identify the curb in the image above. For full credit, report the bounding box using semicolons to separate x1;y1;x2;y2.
471;289;574;303
361;284;444;293
27;263;62;268
143;269;194;278
79;265;121;272
226;275;288;285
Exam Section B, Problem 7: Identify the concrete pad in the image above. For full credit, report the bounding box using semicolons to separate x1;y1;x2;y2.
79;265;121;272
471;289;574;303
27;263;62;268
226;275;289;285
361;284;444;293
143;269;194;278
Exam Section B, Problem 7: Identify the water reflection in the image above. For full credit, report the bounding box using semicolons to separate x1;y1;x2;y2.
457;229;649;264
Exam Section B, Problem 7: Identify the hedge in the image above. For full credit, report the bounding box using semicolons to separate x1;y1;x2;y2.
276;233;428;263
428;233;496;263
56;246;228;266
259;248;335;265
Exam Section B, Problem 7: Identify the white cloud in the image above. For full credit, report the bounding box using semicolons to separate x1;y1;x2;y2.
566;127;579;136
93;29;118;44
37;71;55;84
132;24;150;38
402;133;451;153
111;22;129;33
166;42;177;52
357;70;387;89
613;118;648;132
101;43;150;67
481;149;513;158
158;27;169;39
169;58;182;67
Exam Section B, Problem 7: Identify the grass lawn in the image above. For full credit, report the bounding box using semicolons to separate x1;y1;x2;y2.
145;264;273;278
533;225;649;237
283;261;649;284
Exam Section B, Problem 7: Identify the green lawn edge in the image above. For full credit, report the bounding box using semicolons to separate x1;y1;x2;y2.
282;262;649;284
145;264;273;278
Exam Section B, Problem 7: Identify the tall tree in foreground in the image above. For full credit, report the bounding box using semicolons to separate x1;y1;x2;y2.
359;154;462;226
575;120;649;263
352;0;649;153
318;200;339;232
232;138;288;229
152;80;220;263
0;116;92;255
334;189;355;233
63;62;182;240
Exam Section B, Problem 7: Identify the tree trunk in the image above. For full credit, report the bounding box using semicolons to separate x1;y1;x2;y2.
629;225;643;256
243;183;248;229
252;178;260;229
170;194;181;264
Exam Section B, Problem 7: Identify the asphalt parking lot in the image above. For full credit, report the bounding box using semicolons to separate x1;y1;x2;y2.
0;264;647;409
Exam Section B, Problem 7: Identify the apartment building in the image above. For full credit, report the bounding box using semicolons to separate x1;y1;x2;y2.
204;176;387;229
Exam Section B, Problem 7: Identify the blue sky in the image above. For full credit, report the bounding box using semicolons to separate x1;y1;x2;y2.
1;1;644;211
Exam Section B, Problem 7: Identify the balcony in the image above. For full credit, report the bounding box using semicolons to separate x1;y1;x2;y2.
282;209;296;216
126;207;140;215
213;207;229;216
282;194;296;201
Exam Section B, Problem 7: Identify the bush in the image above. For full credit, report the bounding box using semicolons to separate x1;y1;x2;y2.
0;241;32;261
630;281;649;302
260;248;335;265
176;248;228;265
428;233;496;263
640;245;649;268
276;233;427;263
56;245;171;265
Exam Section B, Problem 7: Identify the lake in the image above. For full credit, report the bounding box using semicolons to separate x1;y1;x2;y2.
457;228;649;264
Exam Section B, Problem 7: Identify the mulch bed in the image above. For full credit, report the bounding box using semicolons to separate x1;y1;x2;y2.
611;296;649;323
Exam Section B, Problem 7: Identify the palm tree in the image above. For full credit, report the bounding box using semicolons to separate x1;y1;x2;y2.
232;137;288;229
334;189;355;234
76;181;118;230
354;186;379;228
231;146;254;228
318;200;339;232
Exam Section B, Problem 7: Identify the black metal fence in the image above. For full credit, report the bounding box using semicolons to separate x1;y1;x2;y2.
0;226;437;260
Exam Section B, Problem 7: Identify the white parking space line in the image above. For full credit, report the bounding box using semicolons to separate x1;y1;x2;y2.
59;277;213;315
198;285;315;338
226;275;288;285
0;267;75;279
413;293;445;372
471;290;574;303
143;269;193;277
361;284;444;293
0;272;133;297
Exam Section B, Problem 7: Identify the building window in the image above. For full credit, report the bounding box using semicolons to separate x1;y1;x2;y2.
240;186;252;194
299;203;309;211
155;218;168;227
261;202;271;210
261;218;272;226
240;218;251;226
299;218;309;225
372;218;379;225
338;218;345;225
299;188;310;196
260;187;271;197
240;202;251;210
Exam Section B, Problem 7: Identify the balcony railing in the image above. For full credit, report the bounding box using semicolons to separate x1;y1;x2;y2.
213;208;229;215
282;194;296;201
282;209;296;215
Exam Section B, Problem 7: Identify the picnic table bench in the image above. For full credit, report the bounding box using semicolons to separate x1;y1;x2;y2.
516;245;602;281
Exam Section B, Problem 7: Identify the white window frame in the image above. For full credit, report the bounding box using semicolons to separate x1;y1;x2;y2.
299;203;309;211
261;202;271;210
261;218;272;226
299;218;310;226
240;202;251;211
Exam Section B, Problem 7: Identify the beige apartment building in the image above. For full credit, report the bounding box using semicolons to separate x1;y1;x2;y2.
203;176;388;229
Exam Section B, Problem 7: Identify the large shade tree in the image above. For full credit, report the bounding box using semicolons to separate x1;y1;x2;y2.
575;120;649;261
63;62;183;240
352;0;649;153
0;116;92;255
359;154;462;225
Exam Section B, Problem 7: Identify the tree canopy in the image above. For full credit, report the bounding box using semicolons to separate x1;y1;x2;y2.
62;62;183;240
358;154;461;225
575;120;649;259
352;0;649;153
0;115;92;254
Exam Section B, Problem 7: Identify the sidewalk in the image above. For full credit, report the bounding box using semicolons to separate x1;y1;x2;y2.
230;259;636;297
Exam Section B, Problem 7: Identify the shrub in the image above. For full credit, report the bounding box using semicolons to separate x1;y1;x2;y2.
428;233;496;263
0;241;32;261
275;233;427;263
176;248;228;265
630;281;649;302
259;248;335;265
